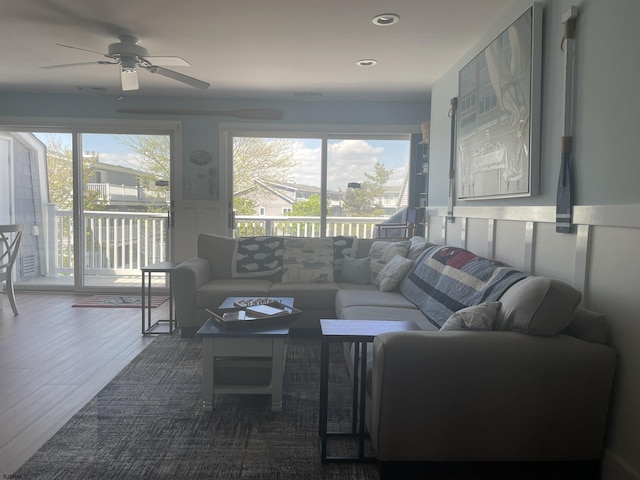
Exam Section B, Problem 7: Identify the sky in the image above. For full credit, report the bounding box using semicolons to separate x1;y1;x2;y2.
34;133;410;191
289;138;409;191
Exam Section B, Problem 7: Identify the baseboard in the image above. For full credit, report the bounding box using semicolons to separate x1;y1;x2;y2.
602;451;640;480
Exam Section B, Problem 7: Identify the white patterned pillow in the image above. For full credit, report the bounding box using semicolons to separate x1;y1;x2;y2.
281;237;334;283
440;302;501;331
377;255;414;291
368;240;410;285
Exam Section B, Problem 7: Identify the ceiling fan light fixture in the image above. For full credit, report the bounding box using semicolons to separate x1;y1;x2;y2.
372;13;400;26
356;59;378;67
121;68;139;91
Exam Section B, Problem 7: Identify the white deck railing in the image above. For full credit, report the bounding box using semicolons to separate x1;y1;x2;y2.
54;210;169;275
234;215;385;238
50;212;387;277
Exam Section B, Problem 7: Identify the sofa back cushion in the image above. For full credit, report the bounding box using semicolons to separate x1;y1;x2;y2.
281;237;334;283
333;236;359;281
400;245;527;328
495;276;582;336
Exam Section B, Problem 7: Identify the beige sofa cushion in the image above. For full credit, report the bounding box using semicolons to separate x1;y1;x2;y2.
496;276;582;336
368;240;410;285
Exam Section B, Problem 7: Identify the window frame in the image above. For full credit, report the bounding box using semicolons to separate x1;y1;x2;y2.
218;122;421;236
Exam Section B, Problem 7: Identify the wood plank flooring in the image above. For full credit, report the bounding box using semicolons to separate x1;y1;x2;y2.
0;292;169;476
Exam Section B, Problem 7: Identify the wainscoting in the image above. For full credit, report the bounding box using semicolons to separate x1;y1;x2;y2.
423;204;640;480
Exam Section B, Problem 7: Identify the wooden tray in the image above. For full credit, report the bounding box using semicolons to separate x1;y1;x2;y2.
205;302;302;329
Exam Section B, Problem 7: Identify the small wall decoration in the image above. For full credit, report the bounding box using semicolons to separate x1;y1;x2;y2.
183;150;219;200
456;3;542;200
189;150;213;165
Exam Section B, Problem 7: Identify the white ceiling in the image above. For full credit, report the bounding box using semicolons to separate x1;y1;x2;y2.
0;0;517;102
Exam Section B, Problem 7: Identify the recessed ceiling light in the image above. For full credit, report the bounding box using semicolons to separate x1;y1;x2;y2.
372;13;400;26
357;59;378;67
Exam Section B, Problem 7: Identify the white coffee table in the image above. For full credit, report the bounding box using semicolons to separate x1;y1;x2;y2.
196;297;293;412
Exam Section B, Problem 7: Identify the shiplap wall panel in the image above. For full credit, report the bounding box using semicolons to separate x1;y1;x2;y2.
466;218;491;259
494;220;526;270
587;225;640;468
532;222;577;284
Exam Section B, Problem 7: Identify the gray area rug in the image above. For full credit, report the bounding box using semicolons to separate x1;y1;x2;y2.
15;334;379;480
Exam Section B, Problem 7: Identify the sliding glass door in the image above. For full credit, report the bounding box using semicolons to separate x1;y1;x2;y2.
0;127;173;290
230;132;411;238
80;133;171;287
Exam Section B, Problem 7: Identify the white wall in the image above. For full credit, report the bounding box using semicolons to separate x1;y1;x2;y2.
427;1;640;479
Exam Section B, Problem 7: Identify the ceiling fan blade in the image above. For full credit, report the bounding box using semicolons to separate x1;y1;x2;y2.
116;108;284;120
142;56;191;67
41;61;110;69
121;69;139;91
145;66;210;90
56;43;106;56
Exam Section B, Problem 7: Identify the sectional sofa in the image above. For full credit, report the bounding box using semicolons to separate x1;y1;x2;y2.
172;234;616;465
172;233;423;336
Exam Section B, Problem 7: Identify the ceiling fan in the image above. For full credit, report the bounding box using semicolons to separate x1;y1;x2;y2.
41;34;210;91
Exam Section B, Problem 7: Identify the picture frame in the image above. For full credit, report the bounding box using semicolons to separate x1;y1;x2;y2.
456;3;542;200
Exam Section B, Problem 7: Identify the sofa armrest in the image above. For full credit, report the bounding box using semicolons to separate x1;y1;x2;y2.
172;257;210;329
370;330;616;462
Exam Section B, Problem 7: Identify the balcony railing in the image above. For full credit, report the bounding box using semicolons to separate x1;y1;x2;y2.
54;210;169;276
44;212;387;280
234;215;385;238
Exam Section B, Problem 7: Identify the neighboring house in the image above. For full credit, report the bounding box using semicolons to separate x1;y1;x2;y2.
86;156;169;212
235;180;343;216
235;179;408;217
0;132;48;282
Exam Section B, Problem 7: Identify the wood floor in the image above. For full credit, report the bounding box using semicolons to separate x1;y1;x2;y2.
0;292;168;476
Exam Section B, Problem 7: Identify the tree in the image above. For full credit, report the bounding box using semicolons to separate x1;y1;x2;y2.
287;194;322;216
233;197;258;215
116;135;170;212
232;137;297;207
364;161;392;213
44;136;105;211
343;161;394;216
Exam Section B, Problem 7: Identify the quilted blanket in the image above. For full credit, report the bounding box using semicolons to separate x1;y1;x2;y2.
400;245;528;328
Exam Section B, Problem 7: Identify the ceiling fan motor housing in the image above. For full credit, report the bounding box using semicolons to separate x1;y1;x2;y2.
108;35;149;59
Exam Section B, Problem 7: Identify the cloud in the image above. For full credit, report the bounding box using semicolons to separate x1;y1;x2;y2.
289;139;406;191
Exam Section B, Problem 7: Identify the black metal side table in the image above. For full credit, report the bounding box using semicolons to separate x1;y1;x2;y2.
319;319;420;463
141;261;180;334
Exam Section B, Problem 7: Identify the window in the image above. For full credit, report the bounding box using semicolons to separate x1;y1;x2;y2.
230;132;411;238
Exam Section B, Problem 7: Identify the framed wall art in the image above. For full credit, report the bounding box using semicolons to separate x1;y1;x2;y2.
456;3;542;200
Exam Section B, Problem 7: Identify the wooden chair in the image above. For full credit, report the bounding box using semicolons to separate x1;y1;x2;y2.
375;207;419;239
0;224;24;315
